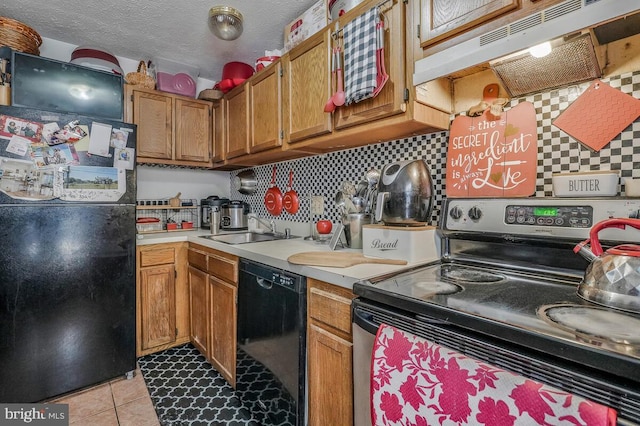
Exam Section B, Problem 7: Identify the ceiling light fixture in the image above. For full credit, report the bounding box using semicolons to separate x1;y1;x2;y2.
209;6;243;41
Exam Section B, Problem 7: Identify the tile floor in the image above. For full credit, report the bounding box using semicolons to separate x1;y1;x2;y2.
48;367;159;425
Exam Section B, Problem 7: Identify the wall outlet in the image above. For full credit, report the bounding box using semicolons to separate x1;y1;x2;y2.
310;195;324;216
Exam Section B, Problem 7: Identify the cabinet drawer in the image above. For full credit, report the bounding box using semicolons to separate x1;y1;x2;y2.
140;247;175;267
207;253;238;284
309;286;353;335
188;249;208;272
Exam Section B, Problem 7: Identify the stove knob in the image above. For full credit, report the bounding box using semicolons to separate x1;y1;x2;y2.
468;206;482;221
449;206;463;220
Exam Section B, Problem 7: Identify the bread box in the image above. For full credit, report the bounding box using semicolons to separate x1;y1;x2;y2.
362;224;440;263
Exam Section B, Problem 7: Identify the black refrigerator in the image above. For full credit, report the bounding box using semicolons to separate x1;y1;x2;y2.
0;105;137;403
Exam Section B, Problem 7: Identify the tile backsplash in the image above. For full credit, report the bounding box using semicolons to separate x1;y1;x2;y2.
231;70;640;226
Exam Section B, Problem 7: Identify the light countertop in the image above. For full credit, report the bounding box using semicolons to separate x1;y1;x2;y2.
137;230;437;289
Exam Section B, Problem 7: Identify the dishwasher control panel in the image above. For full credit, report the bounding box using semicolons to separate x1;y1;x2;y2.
240;259;306;293
271;272;298;291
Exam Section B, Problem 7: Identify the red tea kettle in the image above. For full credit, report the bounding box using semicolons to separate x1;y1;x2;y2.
573;218;640;313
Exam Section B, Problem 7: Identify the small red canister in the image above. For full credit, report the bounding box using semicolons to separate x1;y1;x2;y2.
255;56;280;71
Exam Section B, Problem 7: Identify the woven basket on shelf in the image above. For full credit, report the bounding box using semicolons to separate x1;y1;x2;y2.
0;16;42;55
125;61;156;89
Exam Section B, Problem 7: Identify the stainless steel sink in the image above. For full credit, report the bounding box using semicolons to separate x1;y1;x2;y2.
199;232;299;245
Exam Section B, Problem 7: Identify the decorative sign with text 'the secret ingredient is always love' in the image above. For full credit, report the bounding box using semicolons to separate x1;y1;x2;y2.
446;101;537;197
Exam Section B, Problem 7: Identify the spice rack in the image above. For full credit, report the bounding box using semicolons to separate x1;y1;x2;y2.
136;200;199;233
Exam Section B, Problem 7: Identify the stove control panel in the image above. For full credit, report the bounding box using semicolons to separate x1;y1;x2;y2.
504;205;593;228
444;198;640;241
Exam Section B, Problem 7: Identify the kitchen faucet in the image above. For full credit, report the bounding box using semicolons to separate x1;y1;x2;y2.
248;213;293;238
248;213;278;234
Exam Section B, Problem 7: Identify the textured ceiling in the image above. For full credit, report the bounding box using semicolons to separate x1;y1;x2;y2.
2;0;319;81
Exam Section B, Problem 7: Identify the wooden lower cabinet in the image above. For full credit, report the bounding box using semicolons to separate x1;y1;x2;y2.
139;265;175;349
308;324;354;425
188;244;239;386
209;276;237;387
307;278;356;426
188;265;209;356
136;242;190;357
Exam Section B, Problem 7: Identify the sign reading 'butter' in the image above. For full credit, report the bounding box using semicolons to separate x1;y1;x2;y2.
552;171;619;197
569;179;601;192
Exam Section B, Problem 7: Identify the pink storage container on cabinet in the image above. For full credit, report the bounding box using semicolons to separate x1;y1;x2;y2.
154;58;199;97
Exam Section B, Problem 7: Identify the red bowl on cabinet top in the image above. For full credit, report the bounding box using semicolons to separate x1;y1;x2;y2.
215;61;254;93
221;61;254;80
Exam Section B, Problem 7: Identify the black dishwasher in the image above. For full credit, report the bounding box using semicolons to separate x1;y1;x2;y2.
237;259;306;426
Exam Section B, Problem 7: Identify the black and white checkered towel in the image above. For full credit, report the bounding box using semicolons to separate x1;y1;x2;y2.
343;7;379;105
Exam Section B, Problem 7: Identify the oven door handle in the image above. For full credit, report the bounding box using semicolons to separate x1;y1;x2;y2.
353;305;452;335
415;314;451;325
352;306;384;335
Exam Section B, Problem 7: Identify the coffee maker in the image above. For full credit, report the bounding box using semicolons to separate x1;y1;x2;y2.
200;196;229;229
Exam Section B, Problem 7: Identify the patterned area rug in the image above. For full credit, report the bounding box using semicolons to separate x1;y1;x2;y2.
138;344;257;426
235;346;296;426
138;343;296;426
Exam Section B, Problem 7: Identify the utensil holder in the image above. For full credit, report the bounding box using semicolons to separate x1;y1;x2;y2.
347;213;372;249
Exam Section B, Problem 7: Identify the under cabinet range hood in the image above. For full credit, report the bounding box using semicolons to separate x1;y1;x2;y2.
489;32;601;97
413;0;640;92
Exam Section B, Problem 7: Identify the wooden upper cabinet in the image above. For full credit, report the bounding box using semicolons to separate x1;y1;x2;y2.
225;85;250;159
250;62;282;153
212;100;226;164
216;0;452;162
334;0;407;130
131;89;173;160
175;98;212;162
420;0;519;48
283;29;333;144
125;85;213;167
